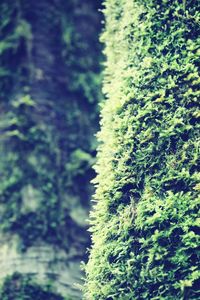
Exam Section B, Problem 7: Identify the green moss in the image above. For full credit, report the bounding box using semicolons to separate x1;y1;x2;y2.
0;0;102;250
0;0;103;298
0;273;66;300
84;0;200;299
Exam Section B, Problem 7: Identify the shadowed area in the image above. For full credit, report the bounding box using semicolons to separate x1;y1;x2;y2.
0;0;102;298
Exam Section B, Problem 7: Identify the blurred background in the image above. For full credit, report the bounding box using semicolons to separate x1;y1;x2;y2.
0;0;103;299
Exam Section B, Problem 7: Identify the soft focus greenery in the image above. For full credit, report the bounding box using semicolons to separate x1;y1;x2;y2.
84;0;200;299
0;0;102;298
0;0;102;249
0;273;66;300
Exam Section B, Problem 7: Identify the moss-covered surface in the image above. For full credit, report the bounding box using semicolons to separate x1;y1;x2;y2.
84;0;200;299
0;0;102;251
0;273;66;300
0;0;102;298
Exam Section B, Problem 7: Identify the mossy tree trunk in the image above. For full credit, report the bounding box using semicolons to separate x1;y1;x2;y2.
85;0;200;299
0;0;102;299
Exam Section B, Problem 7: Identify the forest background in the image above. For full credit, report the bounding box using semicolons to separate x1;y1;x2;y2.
0;0;103;299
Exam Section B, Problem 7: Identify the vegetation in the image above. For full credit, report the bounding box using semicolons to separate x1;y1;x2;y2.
84;0;200;299
0;273;65;300
0;0;102;298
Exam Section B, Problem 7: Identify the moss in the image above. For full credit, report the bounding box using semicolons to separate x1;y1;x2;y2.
0;0;103;299
0;0;102;250
0;273;66;300
84;0;200;299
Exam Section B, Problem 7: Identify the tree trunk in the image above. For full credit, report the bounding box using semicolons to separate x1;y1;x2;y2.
0;0;102;298
84;0;200;299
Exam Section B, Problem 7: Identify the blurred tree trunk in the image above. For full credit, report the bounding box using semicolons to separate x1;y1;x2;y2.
0;0;102;298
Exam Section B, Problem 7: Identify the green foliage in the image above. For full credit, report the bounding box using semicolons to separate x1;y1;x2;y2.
84;0;200;299
0;0;102;250
0;273;66;300
0;0;102;298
